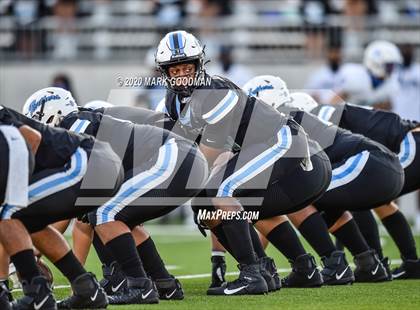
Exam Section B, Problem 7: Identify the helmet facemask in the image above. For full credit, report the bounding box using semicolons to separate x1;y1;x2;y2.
158;55;205;96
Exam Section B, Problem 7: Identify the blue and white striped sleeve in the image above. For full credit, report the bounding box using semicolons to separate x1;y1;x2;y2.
201;89;239;125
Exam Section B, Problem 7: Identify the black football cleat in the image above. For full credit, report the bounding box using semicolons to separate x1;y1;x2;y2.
392;258;420;279
12;276;56;310
209;256;226;289
99;262;127;296
354;250;388;282
321;251;354;285
108;277;159;305
1;280;13;302
155;276;184;300
57;273;108;309
259;257;281;291
381;257;393;281
207;263;268;296
282;254;323;288
0;281;12;310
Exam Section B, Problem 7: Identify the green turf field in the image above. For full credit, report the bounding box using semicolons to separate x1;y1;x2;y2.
13;226;420;310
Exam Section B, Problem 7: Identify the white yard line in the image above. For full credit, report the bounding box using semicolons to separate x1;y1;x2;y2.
11;259;403;292
177;259;403;279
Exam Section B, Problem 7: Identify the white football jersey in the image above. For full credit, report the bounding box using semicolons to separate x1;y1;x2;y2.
333;63;399;106
305;65;341;104
392;63;420;121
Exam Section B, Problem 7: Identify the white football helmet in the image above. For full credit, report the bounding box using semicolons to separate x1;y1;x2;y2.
23;87;78;126
155;30;205;93
84;100;114;110
243;75;292;109
364;40;402;78
289;92;319;113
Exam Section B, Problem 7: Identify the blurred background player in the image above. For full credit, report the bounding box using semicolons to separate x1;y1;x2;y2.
392;44;420;233
330;40;402;109
305;38;343;104
207;45;254;88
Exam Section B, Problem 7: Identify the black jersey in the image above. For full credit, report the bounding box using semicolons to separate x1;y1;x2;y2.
162;74;295;150
92;106;168;127
98;105;197;146
0;105;92;171
60;109;187;171
312;103;420;153
278;106;378;163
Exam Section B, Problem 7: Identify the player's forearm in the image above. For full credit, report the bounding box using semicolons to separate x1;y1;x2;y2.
18;125;42;154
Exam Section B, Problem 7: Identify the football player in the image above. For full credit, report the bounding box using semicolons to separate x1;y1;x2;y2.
244;75;406;283
0;116;44;310
24;88;208;305
330;40;402;109
303;95;420;279
38;100;186;301
153;30;336;295
0;104;123;309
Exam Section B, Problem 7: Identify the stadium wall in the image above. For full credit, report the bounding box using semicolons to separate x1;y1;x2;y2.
0;63;320;110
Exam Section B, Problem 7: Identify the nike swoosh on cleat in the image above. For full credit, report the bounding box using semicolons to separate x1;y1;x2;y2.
142;289;153;299
90;289;99;301
165;289;177;299
307;269;316;280
223;285;248;295
392;271;406;279
336;266;350;280
111;279;126;293
34;295;50;310
371;264;380;276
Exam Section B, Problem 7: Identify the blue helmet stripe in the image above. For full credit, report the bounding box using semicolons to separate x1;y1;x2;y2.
177;32;184;54
169;33;176;55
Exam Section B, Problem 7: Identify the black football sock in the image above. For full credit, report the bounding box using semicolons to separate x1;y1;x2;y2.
211;224;234;256
93;232;115;266
137;237;171;280
105;233;146;278
221;217;257;265
298;212;336;257
332;219;370;256
10;249;40;283
249;223;267;259
54;251;86;282
266;221;306;261
352;210;383;259
382;211;418;260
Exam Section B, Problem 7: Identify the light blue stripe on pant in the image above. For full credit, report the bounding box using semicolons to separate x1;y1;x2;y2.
398;132;416;169
327;151;370;191
28;147;88;204
217;126;292;197
96;138;178;225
